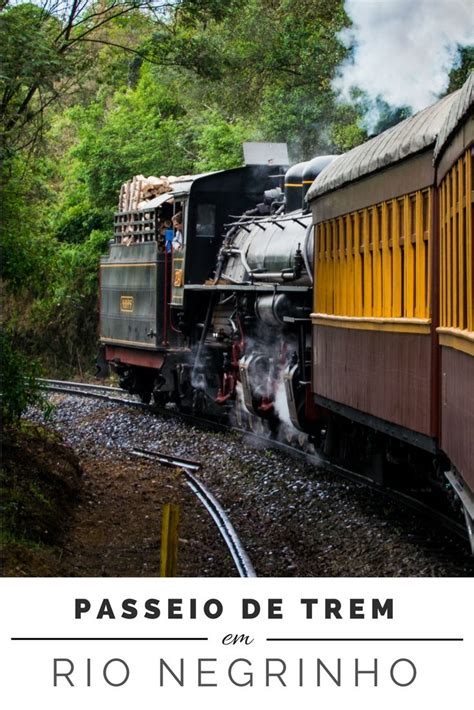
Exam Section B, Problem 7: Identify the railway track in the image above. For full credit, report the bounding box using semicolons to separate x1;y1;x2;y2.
160;407;470;546
130;447;256;578
40;378;469;549
38;378;146;408
254;434;468;543
39;380;256;576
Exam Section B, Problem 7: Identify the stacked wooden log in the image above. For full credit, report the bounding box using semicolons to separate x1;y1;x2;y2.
118;174;190;212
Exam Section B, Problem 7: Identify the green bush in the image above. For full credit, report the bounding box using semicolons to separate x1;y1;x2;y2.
0;331;47;424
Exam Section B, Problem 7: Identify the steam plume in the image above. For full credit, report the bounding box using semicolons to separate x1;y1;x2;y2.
334;0;473;117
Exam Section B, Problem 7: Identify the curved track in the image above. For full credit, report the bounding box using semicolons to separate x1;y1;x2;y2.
39;379;255;577
39;378;469;548
131;447;256;577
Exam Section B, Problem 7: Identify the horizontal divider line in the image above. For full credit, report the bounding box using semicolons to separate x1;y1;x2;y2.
12;637;464;643
11;637;208;642
266;637;463;642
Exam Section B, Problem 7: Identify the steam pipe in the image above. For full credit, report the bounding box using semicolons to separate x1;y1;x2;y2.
222;247;306;283
246;272;311;285
213;215;250;283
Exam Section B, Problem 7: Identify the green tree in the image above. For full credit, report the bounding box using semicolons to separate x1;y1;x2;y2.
0;155;55;294
0;0;232;158
445;45;474;93
8;0;467;383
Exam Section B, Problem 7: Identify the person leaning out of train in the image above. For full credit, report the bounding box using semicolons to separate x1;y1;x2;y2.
158;218;172;252
172;212;183;250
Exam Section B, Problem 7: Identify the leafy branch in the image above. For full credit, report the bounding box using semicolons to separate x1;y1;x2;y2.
0;1;181;155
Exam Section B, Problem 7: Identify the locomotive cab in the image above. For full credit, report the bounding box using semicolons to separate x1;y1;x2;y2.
99;145;289;404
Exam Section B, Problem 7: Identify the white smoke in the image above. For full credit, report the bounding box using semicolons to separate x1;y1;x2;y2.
334;0;474;116
273;377;292;428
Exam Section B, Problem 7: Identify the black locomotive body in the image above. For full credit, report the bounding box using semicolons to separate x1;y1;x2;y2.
99;144;333;424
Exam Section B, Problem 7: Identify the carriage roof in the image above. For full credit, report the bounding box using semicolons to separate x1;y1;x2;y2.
307;90;459;200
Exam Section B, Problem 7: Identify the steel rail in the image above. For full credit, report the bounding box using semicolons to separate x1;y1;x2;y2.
131;447;201;472
130;447;256;578
39;378;123;393
246;433;468;543
39;378;469;547
163;409;469;545
38;378;147;408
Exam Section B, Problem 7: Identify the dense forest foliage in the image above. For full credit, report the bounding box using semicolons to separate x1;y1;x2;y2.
0;1;472;417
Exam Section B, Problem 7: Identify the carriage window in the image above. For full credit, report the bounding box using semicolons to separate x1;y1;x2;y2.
196;204;216;238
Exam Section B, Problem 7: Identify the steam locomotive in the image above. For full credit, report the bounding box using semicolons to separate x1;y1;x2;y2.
99;75;474;550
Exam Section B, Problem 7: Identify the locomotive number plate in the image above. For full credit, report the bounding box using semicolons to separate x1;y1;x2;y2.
120;295;135;312
174;269;184;287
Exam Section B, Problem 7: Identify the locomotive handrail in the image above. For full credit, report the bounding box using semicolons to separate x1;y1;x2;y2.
223;213;311;229
302;222;314;284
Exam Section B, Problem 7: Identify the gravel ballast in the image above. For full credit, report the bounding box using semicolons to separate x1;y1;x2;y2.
27;394;474;577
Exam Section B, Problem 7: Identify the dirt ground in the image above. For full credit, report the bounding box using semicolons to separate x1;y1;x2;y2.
3;395;474;577
1;426;235;577
58;453;236;577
